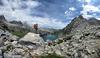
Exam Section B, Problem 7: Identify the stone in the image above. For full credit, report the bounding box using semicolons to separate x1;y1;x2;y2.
72;34;82;40
12;55;22;58
0;38;4;47
95;32;100;37
13;48;24;55
10;35;19;41
4;53;12;58
12;41;18;46
4;53;22;58
19;32;45;45
0;56;2;58
55;50;62;55
0;50;2;55
27;45;34;49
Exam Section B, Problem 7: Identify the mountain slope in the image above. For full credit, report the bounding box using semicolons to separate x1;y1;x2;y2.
0;15;29;37
62;15;88;34
57;15;100;36
45;15;100;58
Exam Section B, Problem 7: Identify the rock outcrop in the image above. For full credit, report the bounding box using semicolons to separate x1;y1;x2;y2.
19;32;45;45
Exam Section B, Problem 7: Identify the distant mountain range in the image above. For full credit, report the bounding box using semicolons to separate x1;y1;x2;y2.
0;15;28;31
0;15;56;37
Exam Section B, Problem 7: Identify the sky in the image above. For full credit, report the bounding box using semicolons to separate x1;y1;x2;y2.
0;0;100;29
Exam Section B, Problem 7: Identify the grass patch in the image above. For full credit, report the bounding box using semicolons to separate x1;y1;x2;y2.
39;53;64;58
11;31;28;38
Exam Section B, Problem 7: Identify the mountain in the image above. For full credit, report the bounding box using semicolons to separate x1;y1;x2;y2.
0;15;100;58
0;15;56;38
9;20;23;26
0;15;29;37
0;15;6;22
45;15;100;58
88;17;100;25
62;15;88;34
0;15;8;30
57;15;100;36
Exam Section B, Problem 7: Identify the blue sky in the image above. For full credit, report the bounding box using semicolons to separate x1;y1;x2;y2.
0;0;100;29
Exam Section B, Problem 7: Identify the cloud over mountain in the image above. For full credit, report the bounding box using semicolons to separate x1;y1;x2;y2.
0;0;100;29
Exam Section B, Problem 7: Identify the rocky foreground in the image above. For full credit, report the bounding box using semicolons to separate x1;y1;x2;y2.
0;15;100;58
48;26;100;58
0;27;100;58
0;29;45;58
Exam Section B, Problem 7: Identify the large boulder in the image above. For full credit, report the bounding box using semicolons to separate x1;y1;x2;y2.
95;32;100;37
19;32;45;45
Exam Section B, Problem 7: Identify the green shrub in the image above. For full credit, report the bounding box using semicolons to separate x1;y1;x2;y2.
57;40;63;44
6;45;14;51
39;53;64;58
11;31;28;38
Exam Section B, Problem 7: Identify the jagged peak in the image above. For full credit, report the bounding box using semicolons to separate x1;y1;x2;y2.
89;17;98;21
88;17;100;25
78;15;84;19
9;20;23;26
72;15;87;24
62;15;88;34
0;15;6;21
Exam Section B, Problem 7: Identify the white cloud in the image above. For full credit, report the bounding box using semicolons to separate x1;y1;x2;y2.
78;0;91;3
81;4;100;13
0;0;67;29
84;0;91;3
80;1;100;19
3;9;67;29
26;0;41;8
82;14;93;19
65;7;77;20
69;7;76;11
78;0;100;13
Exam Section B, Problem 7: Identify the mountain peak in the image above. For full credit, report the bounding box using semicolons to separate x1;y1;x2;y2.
9;20;23;26
78;15;84;19
88;17;100;25
72;15;86;23
0;15;6;22
61;15;88;34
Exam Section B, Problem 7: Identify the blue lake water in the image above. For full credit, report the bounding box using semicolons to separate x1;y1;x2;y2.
43;34;58;41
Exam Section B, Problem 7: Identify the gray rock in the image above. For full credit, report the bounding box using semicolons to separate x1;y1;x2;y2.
0;56;2;58
9;35;19;41
4;53;12;58
0;38;4;47
12;55;22;58
95;32;100;37
19;32;45;45
0;50;2;55
4;53;22;58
